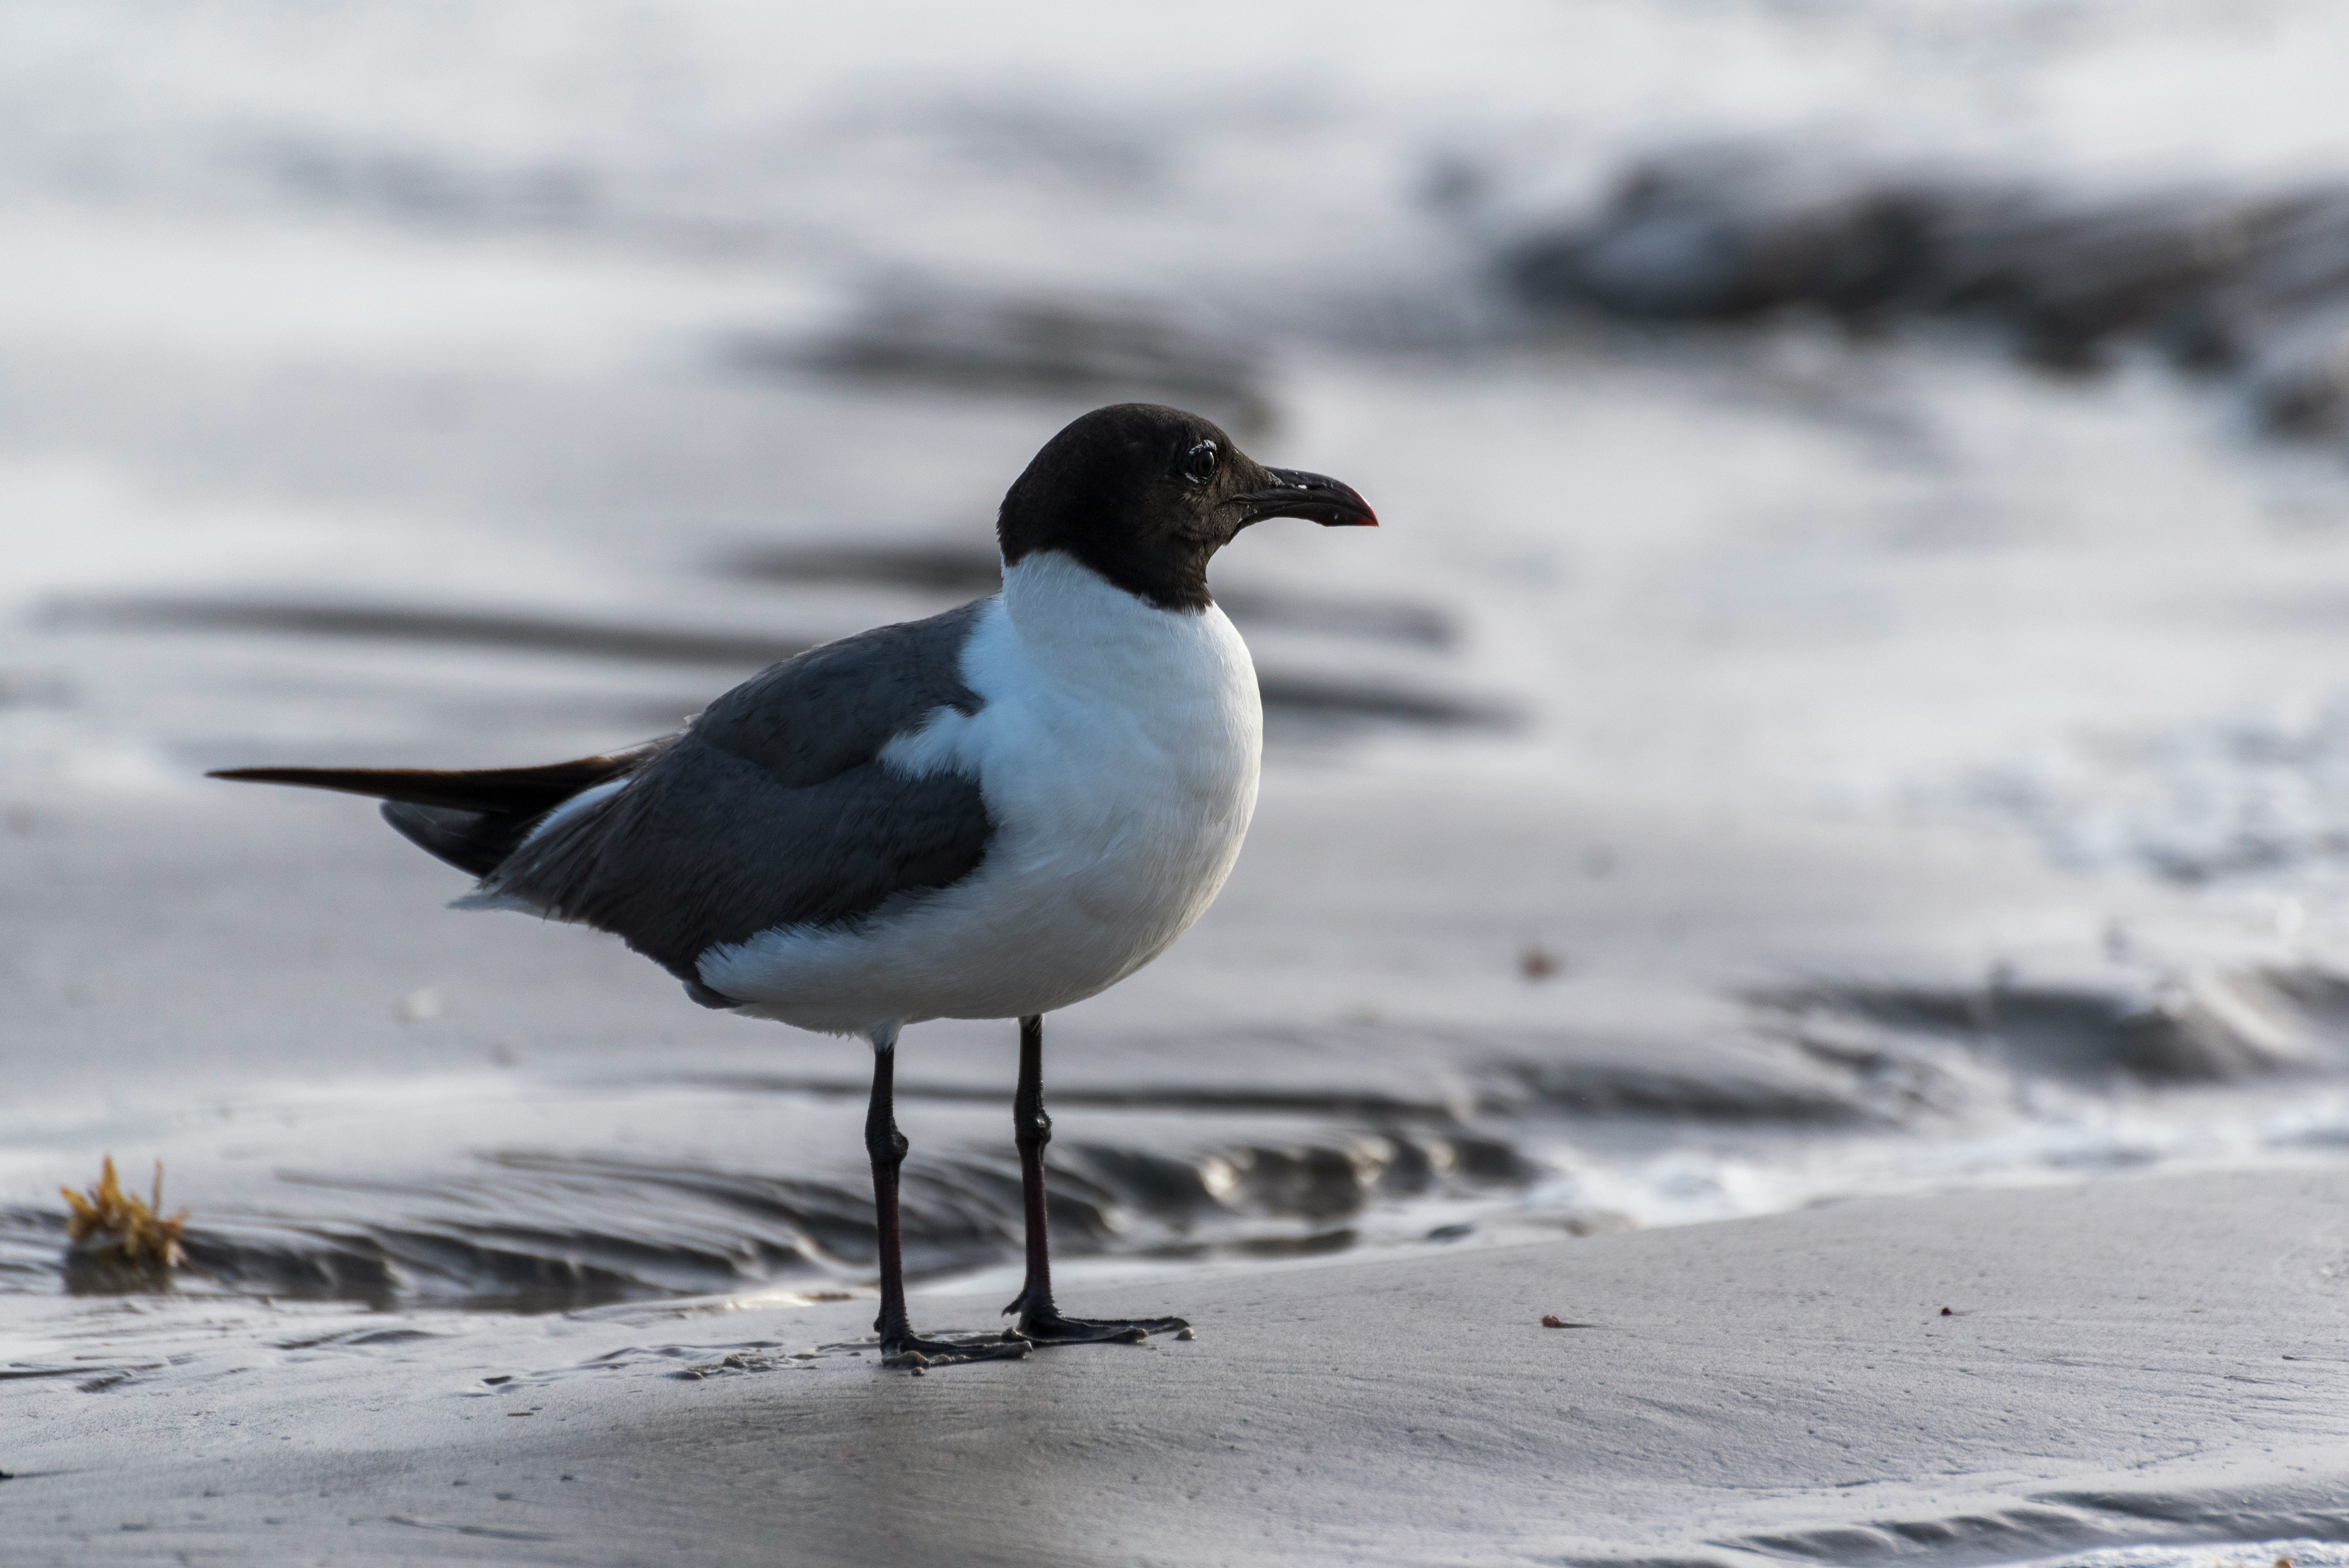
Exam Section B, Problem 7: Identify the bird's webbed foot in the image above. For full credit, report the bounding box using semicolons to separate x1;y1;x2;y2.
1007;1307;1190;1346
879;1332;1032;1369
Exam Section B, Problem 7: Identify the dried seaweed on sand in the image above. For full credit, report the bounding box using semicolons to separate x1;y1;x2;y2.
61;1156;187;1291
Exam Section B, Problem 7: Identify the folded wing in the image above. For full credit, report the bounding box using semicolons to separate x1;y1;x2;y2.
210;600;998;997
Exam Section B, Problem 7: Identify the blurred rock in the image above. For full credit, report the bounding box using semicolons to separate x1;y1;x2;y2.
1506;150;1952;323
1500;145;2349;437
2245;305;2349;437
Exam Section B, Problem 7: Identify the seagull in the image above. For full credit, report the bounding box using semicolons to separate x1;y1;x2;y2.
211;403;1376;1368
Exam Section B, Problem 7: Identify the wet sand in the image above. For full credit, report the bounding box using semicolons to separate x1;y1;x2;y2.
11;1169;2349;1566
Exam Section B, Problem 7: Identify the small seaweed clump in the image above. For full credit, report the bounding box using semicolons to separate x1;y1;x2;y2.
61;1157;187;1292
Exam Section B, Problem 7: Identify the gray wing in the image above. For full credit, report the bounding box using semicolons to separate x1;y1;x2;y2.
482;600;995;994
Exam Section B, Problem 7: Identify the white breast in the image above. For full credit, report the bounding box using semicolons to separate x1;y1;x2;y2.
698;551;1263;1035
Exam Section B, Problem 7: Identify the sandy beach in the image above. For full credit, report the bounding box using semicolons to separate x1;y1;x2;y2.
9;1170;2349;1566
16;5;2349;1565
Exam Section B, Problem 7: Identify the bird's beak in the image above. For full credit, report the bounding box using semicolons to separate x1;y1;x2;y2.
1229;468;1379;528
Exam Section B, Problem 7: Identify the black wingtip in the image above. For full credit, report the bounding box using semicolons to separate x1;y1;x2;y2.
208;765;387;791
199;749;662;813
205;765;464;805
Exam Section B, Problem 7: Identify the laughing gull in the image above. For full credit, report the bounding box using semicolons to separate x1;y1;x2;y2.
213;403;1376;1368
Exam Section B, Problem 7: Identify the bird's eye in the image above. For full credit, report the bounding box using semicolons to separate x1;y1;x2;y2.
1183;442;1219;484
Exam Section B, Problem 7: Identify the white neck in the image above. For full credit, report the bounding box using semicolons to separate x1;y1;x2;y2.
1000;549;1215;681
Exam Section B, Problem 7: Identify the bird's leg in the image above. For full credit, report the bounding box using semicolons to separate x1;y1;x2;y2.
1002;1013;1188;1346
864;1028;1027;1369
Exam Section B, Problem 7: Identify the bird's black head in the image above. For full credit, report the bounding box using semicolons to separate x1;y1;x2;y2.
997;403;1376;612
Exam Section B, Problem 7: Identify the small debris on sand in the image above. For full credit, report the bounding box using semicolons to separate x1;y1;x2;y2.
1519;945;1561;981
672;1352;785;1380
1540;1314;1567;1328
1176;1327;1196;1341
1940;1307;1953;1316
60;1157;186;1291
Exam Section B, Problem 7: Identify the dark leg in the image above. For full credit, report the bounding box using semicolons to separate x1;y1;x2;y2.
1002;1013;1188;1346
866;1029;1027;1369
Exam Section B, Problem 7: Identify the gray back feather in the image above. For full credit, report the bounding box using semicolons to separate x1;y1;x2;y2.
485;601;995;984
